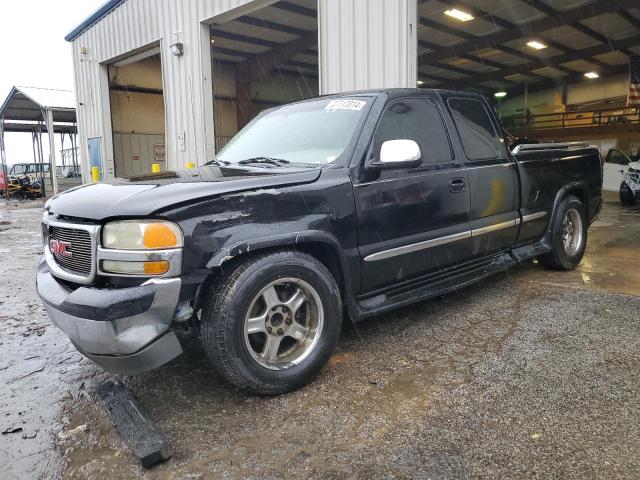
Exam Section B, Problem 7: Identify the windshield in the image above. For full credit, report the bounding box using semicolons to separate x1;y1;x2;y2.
215;97;371;166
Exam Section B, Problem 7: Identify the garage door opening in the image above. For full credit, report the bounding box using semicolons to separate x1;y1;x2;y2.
209;0;319;151
108;46;166;177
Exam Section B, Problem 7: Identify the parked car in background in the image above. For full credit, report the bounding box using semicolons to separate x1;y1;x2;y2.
37;89;602;395
603;148;632;192
603;149;640;205
9;162;51;177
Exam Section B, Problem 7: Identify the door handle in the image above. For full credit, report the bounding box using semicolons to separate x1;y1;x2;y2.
449;178;466;193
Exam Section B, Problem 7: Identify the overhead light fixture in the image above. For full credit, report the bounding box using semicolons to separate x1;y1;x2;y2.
584;71;599;79
526;40;547;50
445;8;474;22
494;91;507;98
417;80;425;86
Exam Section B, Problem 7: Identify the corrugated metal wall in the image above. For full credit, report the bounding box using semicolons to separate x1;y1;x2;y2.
71;0;277;180
71;0;416;180
318;0;416;95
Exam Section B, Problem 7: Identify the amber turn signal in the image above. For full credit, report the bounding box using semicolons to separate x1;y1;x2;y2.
102;260;170;276
143;223;179;249
143;260;170;275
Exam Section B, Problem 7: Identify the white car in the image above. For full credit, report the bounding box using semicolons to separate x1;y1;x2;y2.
603;149;631;192
604;149;640;205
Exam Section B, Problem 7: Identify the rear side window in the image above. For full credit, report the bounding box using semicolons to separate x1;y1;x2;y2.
374;98;452;165
448;97;506;161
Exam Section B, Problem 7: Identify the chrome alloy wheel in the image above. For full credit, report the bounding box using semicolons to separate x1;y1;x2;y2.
244;278;324;369
562;207;584;257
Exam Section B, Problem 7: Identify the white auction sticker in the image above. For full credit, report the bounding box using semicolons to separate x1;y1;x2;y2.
325;99;366;111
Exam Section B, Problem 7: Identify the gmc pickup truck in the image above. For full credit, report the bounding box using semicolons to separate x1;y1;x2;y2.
37;89;602;395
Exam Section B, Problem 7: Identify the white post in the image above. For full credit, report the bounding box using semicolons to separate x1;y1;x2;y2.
46;108;59;195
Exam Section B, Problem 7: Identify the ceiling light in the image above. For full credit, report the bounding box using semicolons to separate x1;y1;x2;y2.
444;9;474;22
417;80;425;86
494;91;507;98
526;40;547;50
584;71;599;79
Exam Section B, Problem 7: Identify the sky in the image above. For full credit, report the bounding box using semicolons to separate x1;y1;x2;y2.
0;0;104;165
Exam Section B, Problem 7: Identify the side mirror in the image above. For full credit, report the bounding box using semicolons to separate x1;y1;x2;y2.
370;139;422;170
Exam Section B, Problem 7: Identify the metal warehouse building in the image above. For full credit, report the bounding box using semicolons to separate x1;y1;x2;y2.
66;0;417;181
67;0;640;183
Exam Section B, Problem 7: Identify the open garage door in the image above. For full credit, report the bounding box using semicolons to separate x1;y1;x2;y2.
108;46;166;177
209;0;319;151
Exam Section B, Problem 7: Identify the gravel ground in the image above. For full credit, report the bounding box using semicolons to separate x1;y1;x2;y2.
1;198;639;479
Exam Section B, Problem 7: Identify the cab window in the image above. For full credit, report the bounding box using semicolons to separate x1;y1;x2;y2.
373;98;453;165
448;97;507;161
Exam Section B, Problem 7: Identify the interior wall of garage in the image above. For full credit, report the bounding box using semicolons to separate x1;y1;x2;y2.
212;61;319;150
501;75;630;117
109;55;166;176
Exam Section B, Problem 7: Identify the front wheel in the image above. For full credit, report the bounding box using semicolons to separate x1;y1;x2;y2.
201;250;342;395
620;181;637;206
537;195;587;271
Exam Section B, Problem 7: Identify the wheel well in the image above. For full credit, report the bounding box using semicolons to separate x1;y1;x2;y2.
564;187;588;215
195;242;347;314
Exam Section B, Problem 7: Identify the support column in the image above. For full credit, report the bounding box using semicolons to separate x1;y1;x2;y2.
45;108;59;195
0;118;7;196
235;62;253;130
318;0;417;94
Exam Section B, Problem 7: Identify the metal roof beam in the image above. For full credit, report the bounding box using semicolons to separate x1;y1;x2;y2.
418;16;575;77
421;0;638;63
235;15;314;37
441;33;640;89
246;30;318;82
211;28;280;49
272;1;317;19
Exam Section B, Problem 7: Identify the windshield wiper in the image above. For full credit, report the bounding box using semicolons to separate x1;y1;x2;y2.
204;159;231;166
237;157;290;167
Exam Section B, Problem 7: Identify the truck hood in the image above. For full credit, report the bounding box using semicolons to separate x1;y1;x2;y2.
628;161;640;171
45;165;321;220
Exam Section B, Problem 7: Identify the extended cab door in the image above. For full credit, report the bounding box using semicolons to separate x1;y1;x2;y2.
445;96;519;258
353;96;471;292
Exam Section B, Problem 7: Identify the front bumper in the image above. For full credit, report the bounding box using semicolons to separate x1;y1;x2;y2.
36;260;183;374
624;171;640;197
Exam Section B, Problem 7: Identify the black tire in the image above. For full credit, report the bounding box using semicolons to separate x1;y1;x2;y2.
620;181;637;206
201;250;342;395
538;195;587;271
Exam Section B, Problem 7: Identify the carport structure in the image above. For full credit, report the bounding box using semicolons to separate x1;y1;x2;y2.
0;86;78;196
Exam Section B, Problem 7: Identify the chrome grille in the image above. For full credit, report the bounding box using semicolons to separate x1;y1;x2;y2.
49;226;93;276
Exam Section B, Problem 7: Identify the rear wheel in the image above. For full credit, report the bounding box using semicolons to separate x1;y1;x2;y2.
620;181;637;206
538;195;587;271
201;250;342;395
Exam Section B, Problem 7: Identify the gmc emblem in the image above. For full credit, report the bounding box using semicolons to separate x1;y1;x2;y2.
49;239;73;258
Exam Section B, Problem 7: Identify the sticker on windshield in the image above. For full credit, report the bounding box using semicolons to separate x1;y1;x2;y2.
325;99;366;111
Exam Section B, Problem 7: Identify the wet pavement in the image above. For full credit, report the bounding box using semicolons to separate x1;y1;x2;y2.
1;197;639;479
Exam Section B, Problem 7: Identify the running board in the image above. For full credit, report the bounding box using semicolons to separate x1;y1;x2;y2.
354;252;517;320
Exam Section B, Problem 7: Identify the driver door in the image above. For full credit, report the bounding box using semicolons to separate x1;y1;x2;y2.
353;97;471;293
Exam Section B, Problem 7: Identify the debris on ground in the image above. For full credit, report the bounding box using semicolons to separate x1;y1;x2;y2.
96;381;171;468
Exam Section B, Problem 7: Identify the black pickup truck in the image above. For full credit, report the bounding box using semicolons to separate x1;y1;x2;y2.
37;89;602;395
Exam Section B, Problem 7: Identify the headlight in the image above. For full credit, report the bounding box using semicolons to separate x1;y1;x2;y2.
102;220;183;250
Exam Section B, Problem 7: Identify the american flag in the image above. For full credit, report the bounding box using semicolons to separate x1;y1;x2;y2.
628;56;640;106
